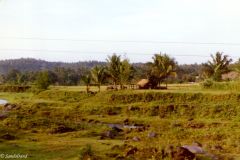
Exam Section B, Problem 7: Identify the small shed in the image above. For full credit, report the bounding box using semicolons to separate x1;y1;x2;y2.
137;79;151;89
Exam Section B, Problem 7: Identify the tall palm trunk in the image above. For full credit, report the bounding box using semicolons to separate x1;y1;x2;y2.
86;85;90;93
98;83;101;92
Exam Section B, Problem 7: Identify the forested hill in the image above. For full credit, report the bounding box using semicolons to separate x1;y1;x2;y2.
0;58;106;74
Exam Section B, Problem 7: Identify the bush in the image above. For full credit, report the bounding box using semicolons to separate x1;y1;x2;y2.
35;71;51;90
201;80;240;91
200;79;214;89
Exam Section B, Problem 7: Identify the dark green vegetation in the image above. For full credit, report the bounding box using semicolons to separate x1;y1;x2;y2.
0;52;240;92
1;84;240;159
1;53;239;88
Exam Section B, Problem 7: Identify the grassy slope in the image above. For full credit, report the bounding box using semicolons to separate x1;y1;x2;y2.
0;84;240;159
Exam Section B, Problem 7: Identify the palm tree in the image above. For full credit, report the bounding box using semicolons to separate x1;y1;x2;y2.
149;53;176;88
205;52;232;81
119;59;133;89
91;66;105;92
106;54;121;88
82;75;91;93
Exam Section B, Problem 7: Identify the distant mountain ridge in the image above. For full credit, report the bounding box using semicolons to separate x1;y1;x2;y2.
0;58;106;74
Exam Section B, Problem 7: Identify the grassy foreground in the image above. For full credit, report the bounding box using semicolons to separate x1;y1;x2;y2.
0;84;240;159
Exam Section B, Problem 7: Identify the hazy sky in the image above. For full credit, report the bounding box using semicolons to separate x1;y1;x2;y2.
0;0;240;64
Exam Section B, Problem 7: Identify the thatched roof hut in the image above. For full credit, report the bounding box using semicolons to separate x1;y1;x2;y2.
137;79;150;89
222;71;240;81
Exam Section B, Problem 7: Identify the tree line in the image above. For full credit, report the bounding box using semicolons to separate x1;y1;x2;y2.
0;52;239;91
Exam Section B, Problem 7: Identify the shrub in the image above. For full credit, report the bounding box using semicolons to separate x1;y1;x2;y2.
35;71;51;90
201;80;240;91
200;79;214;89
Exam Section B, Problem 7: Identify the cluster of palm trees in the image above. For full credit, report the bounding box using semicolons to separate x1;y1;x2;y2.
81;54;133;92
82;51;236;92
147;53;177;88
82;53;178;92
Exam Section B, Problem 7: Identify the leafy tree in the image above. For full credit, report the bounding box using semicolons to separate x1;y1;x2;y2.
203;52;232;81
91;66;106;92
81;75;91;93
148;53;177;88
53;67;80;86
5;69;21;84
35;71;51;90
17;73;28;85
175;64;201;83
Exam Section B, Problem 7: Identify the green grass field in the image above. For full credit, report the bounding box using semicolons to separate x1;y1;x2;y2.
0;83;240;159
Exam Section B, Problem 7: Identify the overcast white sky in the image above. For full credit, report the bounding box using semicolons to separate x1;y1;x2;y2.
0;0;240;64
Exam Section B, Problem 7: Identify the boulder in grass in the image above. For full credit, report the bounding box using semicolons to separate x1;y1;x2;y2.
125;147;138;157
1;133;16;140
100;130;118;139
148;132;157;138
107;124;123;132
51;125;75;134
173;147;195;160
0;113;8;120
182;145;205;154
132;136;141;142
3;103;20;112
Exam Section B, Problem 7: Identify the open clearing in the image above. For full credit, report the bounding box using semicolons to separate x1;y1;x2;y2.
0;84;240;159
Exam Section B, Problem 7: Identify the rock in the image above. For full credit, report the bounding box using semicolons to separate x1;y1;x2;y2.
3;103;19;112
148;132;157;138
182;145;205;154
188;118;194;121
128;106;140;111
107;124;123;132
94;120;100;124
132;136;141;142
106;130;117;138
173;147;195;160
124;123;145;130
1;133;16;140
0;113;8;120
101;130;118;139
125;147;138;157
123;118;129;125
51;125;75;134
88;119;94;123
